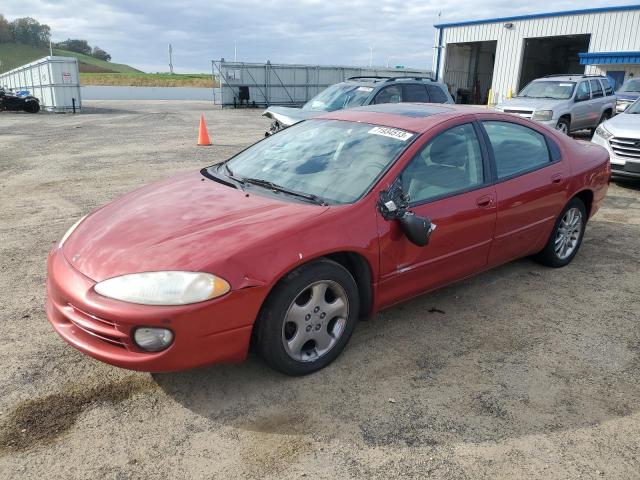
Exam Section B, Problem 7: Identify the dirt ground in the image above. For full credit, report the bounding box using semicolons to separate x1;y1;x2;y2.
1;101;639;479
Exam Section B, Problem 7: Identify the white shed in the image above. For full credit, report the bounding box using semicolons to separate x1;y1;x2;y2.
0;56;82;112
432;6;640;104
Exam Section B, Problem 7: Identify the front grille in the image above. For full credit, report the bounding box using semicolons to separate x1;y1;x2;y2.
503;109;533;119
609;136;640;159
64;304;129;348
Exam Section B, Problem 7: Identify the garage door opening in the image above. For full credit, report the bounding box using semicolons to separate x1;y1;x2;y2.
444;41;497;104
518;34;591;91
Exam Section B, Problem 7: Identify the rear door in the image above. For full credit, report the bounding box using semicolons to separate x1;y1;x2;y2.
478;117;569;266
376;120;497;307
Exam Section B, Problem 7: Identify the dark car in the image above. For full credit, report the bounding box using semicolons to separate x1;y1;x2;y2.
0;87;40;113
263;76;454;135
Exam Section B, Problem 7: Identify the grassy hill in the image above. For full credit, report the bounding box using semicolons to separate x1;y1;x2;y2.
0;42;141;74
0;43;214;87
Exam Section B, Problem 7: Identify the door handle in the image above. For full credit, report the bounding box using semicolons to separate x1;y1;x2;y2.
476;195;494;208
551;173;563;184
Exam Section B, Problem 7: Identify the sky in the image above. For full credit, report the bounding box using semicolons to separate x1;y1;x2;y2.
3;1;638;73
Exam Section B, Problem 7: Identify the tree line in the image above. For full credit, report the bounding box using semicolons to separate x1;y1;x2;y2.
0;14;111;61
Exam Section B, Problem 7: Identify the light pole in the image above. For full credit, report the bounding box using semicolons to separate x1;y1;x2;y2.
369;46;373;68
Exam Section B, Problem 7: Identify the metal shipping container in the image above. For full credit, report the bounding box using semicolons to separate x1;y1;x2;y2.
212;60;433;108
0;56;82;112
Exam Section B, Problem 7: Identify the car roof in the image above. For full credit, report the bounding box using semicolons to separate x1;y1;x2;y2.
319;103;486;133
533;75;605;82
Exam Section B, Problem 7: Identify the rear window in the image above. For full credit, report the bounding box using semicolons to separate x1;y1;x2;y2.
426;84;449;103
403;84;429;103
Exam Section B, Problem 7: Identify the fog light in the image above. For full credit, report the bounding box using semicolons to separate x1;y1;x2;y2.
133;327;174;352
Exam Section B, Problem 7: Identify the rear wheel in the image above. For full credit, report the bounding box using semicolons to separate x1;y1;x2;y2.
534;197;587;267
254;259;359;375
23;100;40;113
555;117;570;135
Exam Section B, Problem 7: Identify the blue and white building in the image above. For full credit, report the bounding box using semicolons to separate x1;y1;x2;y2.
433;5;640;104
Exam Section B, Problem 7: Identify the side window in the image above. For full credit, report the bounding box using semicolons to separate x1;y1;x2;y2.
575;81;591;100
426;84;449;103
373;85;402;104
601;78;614;96
483;121;551;179
401;123;484;203
403;84;429;103
590;79;603;98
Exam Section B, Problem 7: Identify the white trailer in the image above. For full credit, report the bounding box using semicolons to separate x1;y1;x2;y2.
0;56;81;112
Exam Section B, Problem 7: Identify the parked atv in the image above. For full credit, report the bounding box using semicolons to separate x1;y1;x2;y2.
0;88;40;113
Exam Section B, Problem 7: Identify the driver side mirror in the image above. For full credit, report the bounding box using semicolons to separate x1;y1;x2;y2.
378;180;436;247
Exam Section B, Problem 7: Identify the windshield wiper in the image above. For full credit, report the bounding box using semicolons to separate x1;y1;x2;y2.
242;177;327;206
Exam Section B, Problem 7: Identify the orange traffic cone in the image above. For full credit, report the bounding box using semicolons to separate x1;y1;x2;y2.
198;114;212;146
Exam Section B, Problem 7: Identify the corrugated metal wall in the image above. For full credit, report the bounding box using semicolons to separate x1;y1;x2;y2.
0;56;81;112
435;8;640;103
213;61;432;107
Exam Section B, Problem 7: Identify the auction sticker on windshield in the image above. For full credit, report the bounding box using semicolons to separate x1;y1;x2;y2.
368;126;413;141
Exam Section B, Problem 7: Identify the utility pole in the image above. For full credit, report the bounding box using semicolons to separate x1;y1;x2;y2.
168;43;174;74
234;41;237;62
49;39;53;57
369;46;373;68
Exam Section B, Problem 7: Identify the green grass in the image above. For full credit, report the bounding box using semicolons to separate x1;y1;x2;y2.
53;48;142;73
0;43;48;72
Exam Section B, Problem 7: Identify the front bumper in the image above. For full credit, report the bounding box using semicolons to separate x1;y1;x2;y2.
46;247;267;372
592;133;640;179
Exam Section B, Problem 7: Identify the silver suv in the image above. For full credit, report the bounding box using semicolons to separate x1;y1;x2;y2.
495;74;616;134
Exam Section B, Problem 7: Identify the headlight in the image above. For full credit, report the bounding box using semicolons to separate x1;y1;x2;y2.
594;124;613;140
59;215;87;248
532;110;553;121
94;271;230;305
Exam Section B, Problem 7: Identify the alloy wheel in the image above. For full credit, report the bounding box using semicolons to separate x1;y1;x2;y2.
554;207;583;260
282;280;349;362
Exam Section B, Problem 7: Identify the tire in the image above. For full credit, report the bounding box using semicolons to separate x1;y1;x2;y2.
555;118;570;135
23;100;40;113
534;197;587;268
253;259;360;375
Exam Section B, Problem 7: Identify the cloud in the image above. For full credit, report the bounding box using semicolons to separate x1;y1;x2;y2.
3;1;636;72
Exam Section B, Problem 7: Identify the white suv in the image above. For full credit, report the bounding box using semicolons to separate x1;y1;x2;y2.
592;98;640;180
495;74;616;135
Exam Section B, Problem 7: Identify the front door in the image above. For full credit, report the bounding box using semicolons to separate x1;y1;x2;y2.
376;122;497;308
572;80;593;130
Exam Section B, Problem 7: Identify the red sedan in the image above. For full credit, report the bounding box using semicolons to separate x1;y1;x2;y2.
46;104;610;375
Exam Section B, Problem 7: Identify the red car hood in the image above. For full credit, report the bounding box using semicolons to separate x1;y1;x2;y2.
62;171;328;282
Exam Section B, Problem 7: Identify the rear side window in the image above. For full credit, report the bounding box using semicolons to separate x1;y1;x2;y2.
482;121;551;179
590;79;603;98
602;78;614;96
426;84;449;103
403;84;429;103
373;85;402;104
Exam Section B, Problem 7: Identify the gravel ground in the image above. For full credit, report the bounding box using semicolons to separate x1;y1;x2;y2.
0;101;639;479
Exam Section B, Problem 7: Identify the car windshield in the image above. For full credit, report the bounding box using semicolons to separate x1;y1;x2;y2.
224;119;415;204
626;99;640;114
619;79;640;93
518;81;576;99
303;83;373;111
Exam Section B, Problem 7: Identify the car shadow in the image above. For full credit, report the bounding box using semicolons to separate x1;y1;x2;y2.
154;241;639;447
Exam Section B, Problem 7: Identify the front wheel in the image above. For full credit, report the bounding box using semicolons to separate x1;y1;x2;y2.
555;118;570;135
253;259;359;375
534;197;587;267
